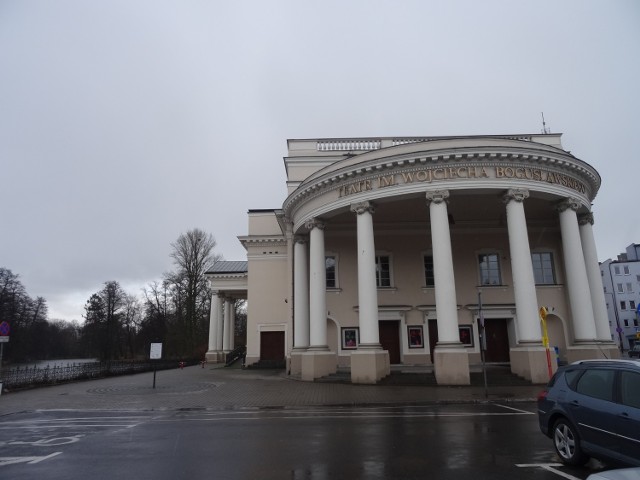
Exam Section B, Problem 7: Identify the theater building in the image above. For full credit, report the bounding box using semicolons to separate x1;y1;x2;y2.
205;134;618;385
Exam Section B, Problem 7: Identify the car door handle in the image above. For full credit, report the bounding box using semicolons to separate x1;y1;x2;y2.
618;412;631;419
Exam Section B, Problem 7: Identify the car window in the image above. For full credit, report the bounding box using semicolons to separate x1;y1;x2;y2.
564;369;582;388
575;369;615;401
620;371;640;409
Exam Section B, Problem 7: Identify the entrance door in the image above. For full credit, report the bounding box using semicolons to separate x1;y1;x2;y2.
428;319;438;362
483;318;510;362
260;331;285;361
379;320;401;364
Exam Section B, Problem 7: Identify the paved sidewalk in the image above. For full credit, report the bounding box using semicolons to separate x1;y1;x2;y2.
0;365;543;414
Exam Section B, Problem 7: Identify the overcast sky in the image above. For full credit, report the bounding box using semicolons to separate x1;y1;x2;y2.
1;0;638;322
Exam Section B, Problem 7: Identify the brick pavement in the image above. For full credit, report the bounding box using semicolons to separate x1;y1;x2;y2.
0;365;543;415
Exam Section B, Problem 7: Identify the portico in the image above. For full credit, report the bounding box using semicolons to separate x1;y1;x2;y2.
209;134;619;385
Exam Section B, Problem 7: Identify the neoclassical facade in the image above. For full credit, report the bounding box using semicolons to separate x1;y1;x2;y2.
206;134;619;385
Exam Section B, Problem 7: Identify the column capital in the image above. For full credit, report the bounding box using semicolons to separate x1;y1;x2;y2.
425;190;450;205
305;218;325;231
578;212;595;226
503;188;529;204
350;201;375;215
294;235;308;245
556;197;581;213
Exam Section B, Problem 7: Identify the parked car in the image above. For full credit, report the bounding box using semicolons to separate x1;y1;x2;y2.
586;467;640;480
628;344;640;358
537;359;640;467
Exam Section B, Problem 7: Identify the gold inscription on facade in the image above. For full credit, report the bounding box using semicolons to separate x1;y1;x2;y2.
338;165;586;198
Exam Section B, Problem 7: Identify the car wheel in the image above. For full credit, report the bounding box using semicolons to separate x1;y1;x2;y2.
552;418;588;466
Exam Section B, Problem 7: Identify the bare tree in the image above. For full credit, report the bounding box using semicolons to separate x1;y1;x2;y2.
167;229;221;356
82;281;127;361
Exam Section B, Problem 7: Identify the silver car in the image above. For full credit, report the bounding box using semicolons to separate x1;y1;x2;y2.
537;359;640;466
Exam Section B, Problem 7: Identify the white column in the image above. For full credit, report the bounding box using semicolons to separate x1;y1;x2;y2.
351;201;381;348
306;218;328;350
208;292;221;352
558;198;597;342
579;212;611;341
293;238;310;349
504;189;542;344
223;298;232;352
229;302;235;350
215;294;224;351
426;190;460;344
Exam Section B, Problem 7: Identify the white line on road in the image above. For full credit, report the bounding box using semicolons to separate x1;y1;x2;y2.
0;452;62;467
494;404;536;414
516;463;582;480
159;410;537;422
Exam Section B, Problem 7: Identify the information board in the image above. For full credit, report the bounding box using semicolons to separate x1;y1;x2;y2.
150;343;162;359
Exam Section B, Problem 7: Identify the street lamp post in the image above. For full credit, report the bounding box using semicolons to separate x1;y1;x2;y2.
604;291;624;353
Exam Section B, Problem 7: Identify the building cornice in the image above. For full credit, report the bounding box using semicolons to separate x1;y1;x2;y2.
282;141;599;232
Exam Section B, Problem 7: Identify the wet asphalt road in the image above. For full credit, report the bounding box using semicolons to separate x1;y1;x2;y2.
0;403;610;480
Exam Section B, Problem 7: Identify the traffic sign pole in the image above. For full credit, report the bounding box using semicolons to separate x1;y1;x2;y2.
539;307;553;379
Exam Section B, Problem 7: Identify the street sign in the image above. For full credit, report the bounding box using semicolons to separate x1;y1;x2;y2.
150;343;162;360
0;321;9;336
0;336;8;343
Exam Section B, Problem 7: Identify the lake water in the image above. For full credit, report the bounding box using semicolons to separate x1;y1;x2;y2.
13;358;98;369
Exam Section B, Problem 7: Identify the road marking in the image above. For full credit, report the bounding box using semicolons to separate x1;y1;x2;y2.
516;463;581;480
0;452;62;467
0;424;138;430
3;435;83;447
494;403;536;414
158;408;537;422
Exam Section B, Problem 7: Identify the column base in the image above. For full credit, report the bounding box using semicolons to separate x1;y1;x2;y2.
566;343;621;363
510;346;555;383
434;347;470;385
290;349;307;376
350;350;390;384
205;351;222;363
301;351;337;381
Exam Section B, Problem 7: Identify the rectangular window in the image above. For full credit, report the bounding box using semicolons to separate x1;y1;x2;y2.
375;255;391;287
614;266;621;275
624;319;629;327
624;265;630;275
630;300;636;310
325;256;336;288
423;255;434;287
621;301;627;310
531;252;555;285
627;283;633;293
479;253;501;285
636;275;640;282
617;283;624;293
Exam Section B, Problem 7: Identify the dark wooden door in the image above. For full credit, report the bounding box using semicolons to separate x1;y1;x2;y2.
483;318;510;362
379;320;401;364
428;319;438;362
260;331;285;361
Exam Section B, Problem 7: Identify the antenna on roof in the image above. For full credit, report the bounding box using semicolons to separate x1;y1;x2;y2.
541;112;550;134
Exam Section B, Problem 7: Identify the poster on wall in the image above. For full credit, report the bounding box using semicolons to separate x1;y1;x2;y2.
458;325;473;347
341;328;359;349
408;326;424;348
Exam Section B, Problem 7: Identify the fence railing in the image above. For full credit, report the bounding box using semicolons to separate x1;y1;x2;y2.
0;359;198;390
